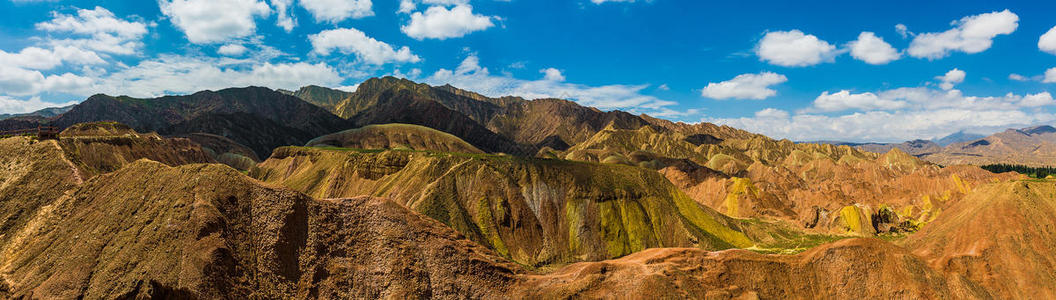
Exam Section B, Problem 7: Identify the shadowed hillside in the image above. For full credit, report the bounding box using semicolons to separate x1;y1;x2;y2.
50;87;353;158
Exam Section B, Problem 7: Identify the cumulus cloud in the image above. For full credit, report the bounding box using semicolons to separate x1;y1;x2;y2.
907;9;1018;59
0;46;105;70
402;5;494;40
36;6;149;55
159;0;271;44
424;55;677;114
309;28;421;65
810;90;907;112
756;30;838;67
1009;73;1028;81
218;44;248;56
540;68;565;81
937;68;966;90
0;96;79;115
710;83;1056;142
299;0;373;23
847;32;901;65
895;24;911;38
700;72;787;100
1020;92;1055;107
0;66;93;96
88;55;342;97
1043;26;1056;55
1046;67;1056;83
398;0;468;13
711;108;1055;143
271;0;295;31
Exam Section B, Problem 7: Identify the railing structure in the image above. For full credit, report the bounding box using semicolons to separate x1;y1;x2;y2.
0;126;59;140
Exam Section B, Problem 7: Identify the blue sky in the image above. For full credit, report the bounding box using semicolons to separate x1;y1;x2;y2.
2;0;1056;142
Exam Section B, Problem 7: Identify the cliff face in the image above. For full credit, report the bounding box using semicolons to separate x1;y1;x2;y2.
0;160;520;299
250;147;754;266
56;122;215;177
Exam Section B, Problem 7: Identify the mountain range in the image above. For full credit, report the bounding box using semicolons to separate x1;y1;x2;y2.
0;77;1053;298
842;125;1056;167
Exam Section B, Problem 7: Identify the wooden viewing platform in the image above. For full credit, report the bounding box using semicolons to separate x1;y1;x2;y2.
0;126;59;140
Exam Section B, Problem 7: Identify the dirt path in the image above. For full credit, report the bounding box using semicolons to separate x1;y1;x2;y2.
49;140;84;185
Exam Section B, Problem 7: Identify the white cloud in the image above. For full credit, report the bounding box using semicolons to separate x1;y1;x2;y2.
1046;67;1056;83
159;0;271;44
709;83;1056;142
36;6;149;55
1042;26;1056;55
756;30;838;67
0;96;79;115
218;44;248;56
424;55;676;114
271;0;295;31
0;46;105;70
1020;92;1054;107
0;66;94;96
700;72;787;100
541;68;565;81
937;68;966;90
810;90;907;112
398;0;469;13
1009;73;1028;81
89;55;342;97
712;108;1055;143
907;9;1018;59
309;28;420;65
299;0;373;23
402;5;495;40
591;0;635;3
36;6;148;38
847;32;901;65
895;24;911;38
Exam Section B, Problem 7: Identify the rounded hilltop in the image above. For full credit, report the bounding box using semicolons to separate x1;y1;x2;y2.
306;123;484;154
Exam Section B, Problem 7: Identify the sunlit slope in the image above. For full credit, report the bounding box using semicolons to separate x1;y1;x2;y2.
250;147;754;266
307;123;484;154
904;179;1056;299
0;160;520;298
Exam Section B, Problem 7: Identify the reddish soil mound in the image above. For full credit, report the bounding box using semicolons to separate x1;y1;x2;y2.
516;238;988;299
903;179;1056;299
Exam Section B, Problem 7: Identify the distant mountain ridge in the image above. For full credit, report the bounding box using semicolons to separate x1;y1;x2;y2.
842;125;1056;167
49;87;352;158
0;104;74;121
290;76;757;155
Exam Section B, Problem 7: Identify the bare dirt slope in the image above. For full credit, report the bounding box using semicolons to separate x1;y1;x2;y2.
903;179;1056;299
0;160;520;299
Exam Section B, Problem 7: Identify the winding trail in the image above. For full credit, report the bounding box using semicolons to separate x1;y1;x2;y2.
49;140;84;185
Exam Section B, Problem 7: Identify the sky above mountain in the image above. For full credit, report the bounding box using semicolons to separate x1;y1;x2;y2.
2;0;1056;142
